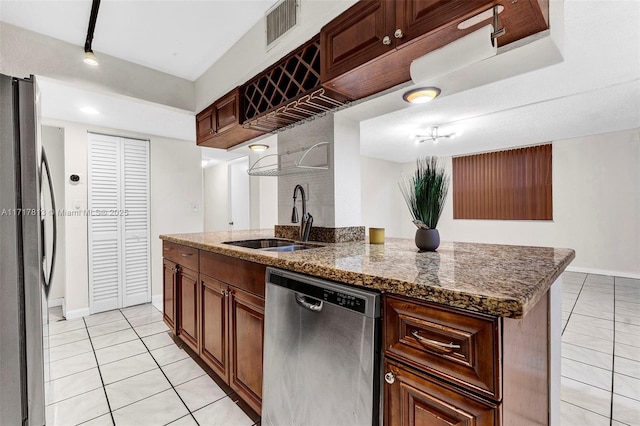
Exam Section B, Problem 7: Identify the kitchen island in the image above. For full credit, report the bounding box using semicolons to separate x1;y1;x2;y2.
160;230;574;425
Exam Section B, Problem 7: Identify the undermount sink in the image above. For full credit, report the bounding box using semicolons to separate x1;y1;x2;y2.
223;238;323;252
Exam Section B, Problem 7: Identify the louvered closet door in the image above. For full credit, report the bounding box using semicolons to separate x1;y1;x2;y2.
88;134;122;313
121;139;150;307
88;134;151;314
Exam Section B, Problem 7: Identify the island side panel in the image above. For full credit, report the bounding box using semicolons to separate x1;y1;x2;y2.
502;289;550;425
549;277;562;426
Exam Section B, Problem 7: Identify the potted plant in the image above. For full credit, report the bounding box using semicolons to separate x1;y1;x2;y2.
399;156;450;251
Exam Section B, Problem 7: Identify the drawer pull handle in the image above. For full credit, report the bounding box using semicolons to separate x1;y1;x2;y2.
384;371;395;384
180;253;193;257
382;36;391;46
411;330;460;353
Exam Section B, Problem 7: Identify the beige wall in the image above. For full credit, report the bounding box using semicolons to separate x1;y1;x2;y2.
43;119;203;318
361;128;640;277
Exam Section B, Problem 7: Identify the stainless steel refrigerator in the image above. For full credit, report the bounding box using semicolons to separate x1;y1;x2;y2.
1;74;57;425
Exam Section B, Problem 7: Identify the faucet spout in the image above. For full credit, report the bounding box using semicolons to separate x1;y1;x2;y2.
292;184;311;241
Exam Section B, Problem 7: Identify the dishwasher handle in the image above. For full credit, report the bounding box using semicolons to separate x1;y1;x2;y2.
295;294;323;312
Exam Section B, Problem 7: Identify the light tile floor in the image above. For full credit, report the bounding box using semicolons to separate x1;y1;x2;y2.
45;304;259;426
560;272;640;426
44;272;640;425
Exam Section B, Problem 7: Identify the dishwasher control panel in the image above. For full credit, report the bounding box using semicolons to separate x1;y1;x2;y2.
322;289;366;314
269;271;368;314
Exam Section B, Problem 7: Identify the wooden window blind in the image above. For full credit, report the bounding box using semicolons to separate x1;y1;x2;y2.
452;144;553;220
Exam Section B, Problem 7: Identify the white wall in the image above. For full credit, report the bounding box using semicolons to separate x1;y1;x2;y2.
41;125;66;303
278;115;335;227
361;128;640;277
42;119;203;318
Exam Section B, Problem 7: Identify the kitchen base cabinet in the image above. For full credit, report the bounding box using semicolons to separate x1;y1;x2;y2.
200;276;229;381
177;266;199;353
162;258;177;333
384;358;498;426
383;293;551;425
229;288;264;414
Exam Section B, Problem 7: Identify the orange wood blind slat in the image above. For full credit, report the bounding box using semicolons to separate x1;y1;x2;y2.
452;144;552;220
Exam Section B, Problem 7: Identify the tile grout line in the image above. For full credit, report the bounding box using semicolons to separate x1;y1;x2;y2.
82;316;117;426
562;274;587;336
119;309;201;426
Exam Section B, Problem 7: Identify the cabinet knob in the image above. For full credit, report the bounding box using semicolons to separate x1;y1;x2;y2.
394;29;404;39
382;36;391;46
384;371;395;384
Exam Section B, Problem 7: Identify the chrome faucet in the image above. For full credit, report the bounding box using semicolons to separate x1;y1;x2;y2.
292;184;313;241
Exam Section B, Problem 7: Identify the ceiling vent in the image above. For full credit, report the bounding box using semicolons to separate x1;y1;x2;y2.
266;0;298;49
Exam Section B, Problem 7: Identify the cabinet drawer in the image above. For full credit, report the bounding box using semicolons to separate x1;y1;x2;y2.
384;358;498;426
200;250;266;297
383;295;500;400
163;241;198;271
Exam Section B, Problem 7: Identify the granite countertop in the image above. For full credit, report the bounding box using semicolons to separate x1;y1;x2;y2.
160;230;575;319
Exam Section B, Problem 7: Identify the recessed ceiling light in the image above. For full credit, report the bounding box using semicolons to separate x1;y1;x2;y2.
403;87;441;104
248;144;269;152
80;107;99;115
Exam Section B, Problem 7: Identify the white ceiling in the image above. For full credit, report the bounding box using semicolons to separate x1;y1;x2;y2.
3;0;640;164
0;0;279;81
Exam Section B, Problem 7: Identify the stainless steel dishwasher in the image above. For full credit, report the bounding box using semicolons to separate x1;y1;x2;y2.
262;267;381;426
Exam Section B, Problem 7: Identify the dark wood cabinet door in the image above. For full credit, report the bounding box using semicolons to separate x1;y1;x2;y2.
177;266;199;352
215;89;240;134
384;359;498;426
196;106;215;143
229;287;264;414
200;276;229;381
162;259;177;333
395;0;494;48
321;0;395;84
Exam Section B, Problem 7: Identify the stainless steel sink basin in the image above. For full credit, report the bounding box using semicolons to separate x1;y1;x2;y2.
223;238;323;252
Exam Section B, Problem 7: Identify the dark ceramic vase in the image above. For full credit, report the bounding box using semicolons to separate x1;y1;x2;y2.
415;228;440;251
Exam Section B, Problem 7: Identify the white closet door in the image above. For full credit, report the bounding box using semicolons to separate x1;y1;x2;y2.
121;139;150;307
88;134;122;313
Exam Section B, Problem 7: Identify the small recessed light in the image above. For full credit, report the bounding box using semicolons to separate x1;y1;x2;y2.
403;87;441;104
248;144;269;152
83;50;99;66
80;107;99;115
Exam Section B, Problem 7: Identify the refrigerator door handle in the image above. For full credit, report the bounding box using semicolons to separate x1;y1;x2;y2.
40;147;56;297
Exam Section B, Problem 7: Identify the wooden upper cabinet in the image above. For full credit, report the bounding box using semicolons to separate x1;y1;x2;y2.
195;87;265;150
196;106;215;144
215;89;240;134
321;0;395;83
395;0;492;47
321;0;549;100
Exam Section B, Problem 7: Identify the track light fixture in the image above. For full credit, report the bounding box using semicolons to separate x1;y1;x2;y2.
83;0;101;66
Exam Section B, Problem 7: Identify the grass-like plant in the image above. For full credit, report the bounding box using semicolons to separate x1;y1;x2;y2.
399;156;450;229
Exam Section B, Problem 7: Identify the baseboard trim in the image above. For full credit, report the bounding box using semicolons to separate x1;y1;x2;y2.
565;266;640;280
48;297;63;308
152;294;163;313
65;307;90;320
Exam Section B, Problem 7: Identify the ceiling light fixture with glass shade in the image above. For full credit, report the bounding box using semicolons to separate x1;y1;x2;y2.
415;126;459;144
402;87;441;104
83;0;101;66
248;144;270;152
